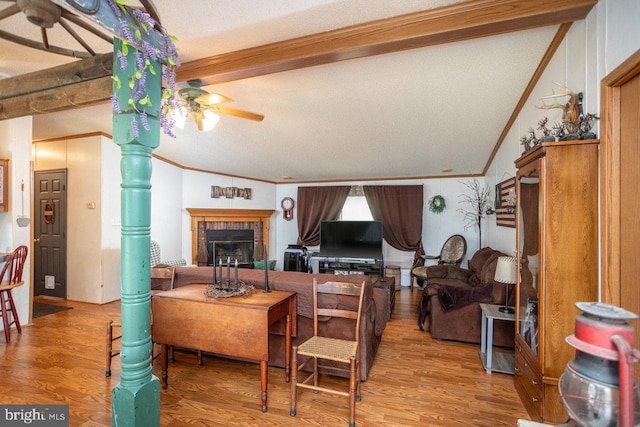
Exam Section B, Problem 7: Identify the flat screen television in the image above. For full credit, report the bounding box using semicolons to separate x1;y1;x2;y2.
319;220;383;259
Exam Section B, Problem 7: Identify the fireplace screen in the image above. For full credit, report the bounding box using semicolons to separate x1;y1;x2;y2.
207;229;255;267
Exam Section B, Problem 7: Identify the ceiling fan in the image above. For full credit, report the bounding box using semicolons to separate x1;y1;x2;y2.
173;79;264;131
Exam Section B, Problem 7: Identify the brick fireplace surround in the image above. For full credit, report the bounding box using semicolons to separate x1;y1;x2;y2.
186;208;275;266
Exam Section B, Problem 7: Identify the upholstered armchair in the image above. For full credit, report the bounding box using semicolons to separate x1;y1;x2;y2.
150;240;187;267
411;234;467;289
417;247;514;347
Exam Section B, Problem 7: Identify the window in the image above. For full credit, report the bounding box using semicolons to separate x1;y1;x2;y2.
340;186;373;220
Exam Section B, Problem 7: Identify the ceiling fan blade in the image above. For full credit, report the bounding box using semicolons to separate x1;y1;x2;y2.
195;93;233;105
207;105;264;122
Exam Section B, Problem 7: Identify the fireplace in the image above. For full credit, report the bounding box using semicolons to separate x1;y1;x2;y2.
186;209;275;266
207;229;255;268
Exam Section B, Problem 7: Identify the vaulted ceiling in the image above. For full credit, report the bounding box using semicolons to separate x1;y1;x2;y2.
0;0;597;182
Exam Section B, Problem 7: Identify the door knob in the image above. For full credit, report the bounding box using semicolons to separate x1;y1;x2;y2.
33;238;40;243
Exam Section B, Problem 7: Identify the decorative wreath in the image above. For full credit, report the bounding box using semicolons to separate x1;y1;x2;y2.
428;195;446;214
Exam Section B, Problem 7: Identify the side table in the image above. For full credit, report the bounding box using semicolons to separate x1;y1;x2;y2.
479;303;515;374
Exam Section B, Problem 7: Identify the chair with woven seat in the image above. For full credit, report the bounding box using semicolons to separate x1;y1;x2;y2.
290;279;367;427
411;234;467;290
105;265;176;377
0;245;29;343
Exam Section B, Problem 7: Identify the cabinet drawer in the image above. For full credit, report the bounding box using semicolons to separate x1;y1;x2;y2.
514;341;543;420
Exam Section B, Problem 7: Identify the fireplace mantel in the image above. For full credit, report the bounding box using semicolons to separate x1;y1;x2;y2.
186;208;275;265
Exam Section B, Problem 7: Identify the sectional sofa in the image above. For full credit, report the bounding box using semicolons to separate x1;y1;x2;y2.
153;266;394;380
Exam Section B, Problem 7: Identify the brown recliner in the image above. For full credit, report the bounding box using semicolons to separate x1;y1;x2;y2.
417;247;515;348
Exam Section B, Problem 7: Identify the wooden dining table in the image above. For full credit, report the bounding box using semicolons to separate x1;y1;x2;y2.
151;284;297;412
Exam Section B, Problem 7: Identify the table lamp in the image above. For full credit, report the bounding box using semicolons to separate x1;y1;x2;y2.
494;256;517;314
559;302;640;427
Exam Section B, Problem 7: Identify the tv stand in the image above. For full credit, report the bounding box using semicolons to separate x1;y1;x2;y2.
317;257;384;278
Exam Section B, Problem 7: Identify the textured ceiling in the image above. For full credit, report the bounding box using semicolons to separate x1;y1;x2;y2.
1;1;564;182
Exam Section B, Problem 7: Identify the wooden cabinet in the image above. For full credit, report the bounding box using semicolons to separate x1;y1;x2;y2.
514;140;599;423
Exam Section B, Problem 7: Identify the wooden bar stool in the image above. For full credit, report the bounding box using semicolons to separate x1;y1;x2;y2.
0;246;29;343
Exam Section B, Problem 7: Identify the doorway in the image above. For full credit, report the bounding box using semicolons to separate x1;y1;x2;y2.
33;169;68;299
600;49;640;382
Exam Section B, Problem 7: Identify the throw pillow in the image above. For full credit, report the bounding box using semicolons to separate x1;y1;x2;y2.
437;282;493;311
468;247;496;276
480;253;504;285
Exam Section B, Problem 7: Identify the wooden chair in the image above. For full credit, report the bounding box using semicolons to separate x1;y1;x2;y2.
0;245;29;343
290;279;367;427
150;265;176;292
411;234;467;290
105;266;176;377
105;319;122;377
422;234;467;266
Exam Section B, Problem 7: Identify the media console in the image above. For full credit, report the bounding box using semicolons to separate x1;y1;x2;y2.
316;257;384;278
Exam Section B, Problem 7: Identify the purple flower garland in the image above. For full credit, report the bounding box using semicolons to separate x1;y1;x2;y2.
108;0;180;138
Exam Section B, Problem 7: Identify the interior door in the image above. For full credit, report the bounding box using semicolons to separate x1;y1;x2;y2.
619;72;640;362
33;169;68;298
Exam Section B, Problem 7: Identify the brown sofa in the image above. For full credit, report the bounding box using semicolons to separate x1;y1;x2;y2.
417;247;514;347
157;267;393;381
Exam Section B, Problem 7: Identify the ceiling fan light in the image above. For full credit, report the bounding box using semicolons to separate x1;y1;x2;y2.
201;110;220;131
171;106;188;129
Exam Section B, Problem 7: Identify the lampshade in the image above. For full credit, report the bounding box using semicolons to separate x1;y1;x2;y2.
494;256;517;284
170;106;219;131
170;106;188;129
200;109;220;131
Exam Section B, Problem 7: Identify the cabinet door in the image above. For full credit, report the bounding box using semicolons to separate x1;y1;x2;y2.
516;163;540;356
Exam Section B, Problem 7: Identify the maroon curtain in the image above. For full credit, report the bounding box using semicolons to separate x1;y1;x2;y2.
297;186;351;246
363;185;425;269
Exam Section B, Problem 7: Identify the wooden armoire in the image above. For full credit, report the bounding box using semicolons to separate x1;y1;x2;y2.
514;139;599;423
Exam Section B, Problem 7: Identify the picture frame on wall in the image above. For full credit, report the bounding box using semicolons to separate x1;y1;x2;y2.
495;176;516;228
211;186;221;198
0;159;7;212
211;185;253;200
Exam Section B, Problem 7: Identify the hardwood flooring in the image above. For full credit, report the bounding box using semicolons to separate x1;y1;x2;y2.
0;288;529;426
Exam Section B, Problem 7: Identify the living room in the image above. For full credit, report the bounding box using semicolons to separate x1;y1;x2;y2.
1;0;640;425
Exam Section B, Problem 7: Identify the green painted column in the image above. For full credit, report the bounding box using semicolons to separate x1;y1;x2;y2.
111;38;161;426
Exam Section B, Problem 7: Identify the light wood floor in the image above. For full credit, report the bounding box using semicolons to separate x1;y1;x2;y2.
1;288;529;426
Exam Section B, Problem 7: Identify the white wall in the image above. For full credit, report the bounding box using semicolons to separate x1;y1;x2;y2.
180;170;277;263
602;0;640;74
275;177;489;287
101;136;122;303
67;137;103;302
3;0;639;315
33;136;107;303
150;157;184;262
0;116;32;332
484;0;640;295
274;0;640;288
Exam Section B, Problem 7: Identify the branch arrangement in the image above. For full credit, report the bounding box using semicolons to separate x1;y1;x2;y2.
457;179;493;247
